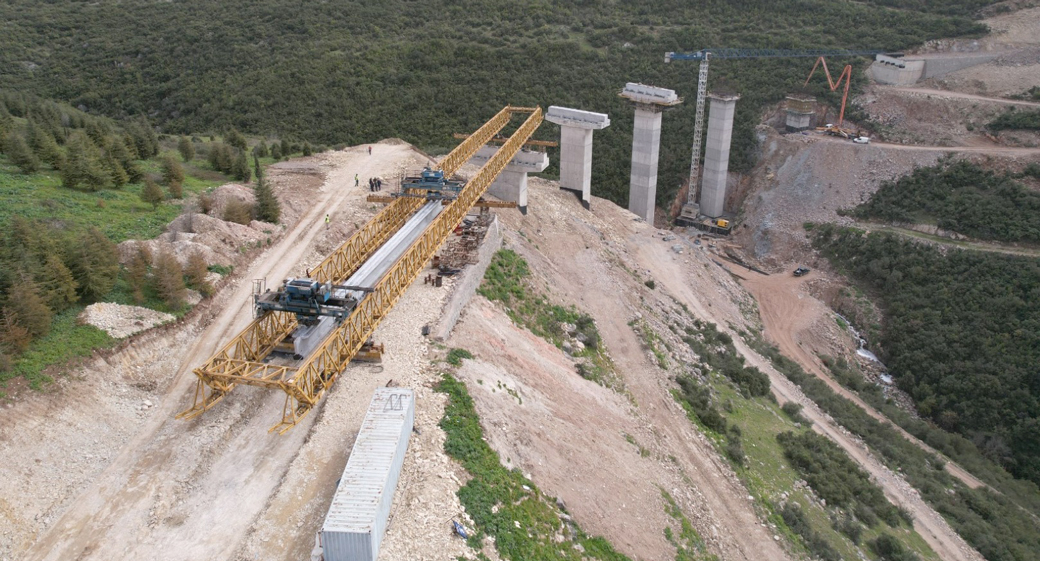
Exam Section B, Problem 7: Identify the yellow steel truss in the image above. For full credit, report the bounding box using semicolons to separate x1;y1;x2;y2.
179;106;542;431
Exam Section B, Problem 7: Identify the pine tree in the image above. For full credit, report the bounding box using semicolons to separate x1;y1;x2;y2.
0;104;12;140
122;132;140;160
5;277;52;338
161;154;185;185
68;227;119;302
126;246;151;304
84;119;109;145
253;140;269;159
178;135;195;162
2;133;40;174
103;150;129;188
270;142;282;160
208;142;233;173
62;131;110;191
280;138;290;158
232;151;251;182
26;120;63;169
302;142;312;157
185;251;212;297
226;128;247;151
254;157;280;224
168;180;183;199
152;250;185;309
0;308;32;355
38;254;79;312
141;178;164;210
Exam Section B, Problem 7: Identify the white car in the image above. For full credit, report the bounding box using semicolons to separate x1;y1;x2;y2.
853;136;871;144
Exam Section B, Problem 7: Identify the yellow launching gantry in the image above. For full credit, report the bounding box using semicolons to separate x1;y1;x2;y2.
179;106;543;432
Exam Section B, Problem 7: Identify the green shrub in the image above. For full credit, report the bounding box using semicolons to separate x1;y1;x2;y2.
446;347;473;366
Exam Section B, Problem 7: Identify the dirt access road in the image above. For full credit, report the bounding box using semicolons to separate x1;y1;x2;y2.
853;221;1040;258
882;86;1040;108
815;134;1040;155
720;262;984;561
14;144;415;561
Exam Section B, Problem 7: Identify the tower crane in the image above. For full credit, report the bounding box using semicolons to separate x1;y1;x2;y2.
664;48;893;220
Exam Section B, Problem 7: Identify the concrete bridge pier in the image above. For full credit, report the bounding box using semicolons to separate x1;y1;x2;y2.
699;93;739;219
545;106;611;210
469;146;550;214
620;83;682;222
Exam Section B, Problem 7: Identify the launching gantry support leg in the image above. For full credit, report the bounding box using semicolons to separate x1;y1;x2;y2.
179;106;543;432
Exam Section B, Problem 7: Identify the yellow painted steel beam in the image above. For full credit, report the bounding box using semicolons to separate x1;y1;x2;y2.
453;132;558;148
179;106;541;429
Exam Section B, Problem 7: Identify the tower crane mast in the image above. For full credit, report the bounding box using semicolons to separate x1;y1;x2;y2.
665;48;891;219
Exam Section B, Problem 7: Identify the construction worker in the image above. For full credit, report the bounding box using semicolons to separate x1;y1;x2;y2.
368;146;372;155
325;214;330;230
354;174;359;187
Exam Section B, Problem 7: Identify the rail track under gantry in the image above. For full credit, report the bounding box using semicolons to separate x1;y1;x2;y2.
178;106;543;432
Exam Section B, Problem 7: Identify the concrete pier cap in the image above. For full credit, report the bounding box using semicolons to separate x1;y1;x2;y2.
620;83;681;107
468;145;549;215
545;106;610;210
620;83;681;223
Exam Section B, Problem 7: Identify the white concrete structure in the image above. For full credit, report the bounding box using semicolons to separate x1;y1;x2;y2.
620;83;681;222
784;95;814;132
468;145;550;214
868;53;998;85
699;93;739;219
545;106;610;210
320;388;414;561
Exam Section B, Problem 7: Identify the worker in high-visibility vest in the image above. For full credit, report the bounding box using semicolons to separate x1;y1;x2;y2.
325;214;330;230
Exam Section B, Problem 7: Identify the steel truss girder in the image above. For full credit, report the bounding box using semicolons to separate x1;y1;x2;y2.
180;106;538;430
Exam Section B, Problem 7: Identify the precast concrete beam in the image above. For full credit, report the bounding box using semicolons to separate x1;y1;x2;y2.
620;83;681;107
546;106;610;210
699;94;739;218
468;146;550;214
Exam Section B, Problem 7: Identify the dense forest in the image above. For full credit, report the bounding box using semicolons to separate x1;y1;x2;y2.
0;0;993;209
848;160;1040;242
810;224;1040;486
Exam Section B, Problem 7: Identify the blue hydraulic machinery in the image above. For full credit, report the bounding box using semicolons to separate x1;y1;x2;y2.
254;278;371;325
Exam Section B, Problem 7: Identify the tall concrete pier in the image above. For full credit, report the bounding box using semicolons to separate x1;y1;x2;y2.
468;145;549;214
620;83;682;222
545;106;610;210
699;93;739;219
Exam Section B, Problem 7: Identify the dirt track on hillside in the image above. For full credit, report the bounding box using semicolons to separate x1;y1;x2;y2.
882;86;1040;107
720;262;985;561
814;134;1040;155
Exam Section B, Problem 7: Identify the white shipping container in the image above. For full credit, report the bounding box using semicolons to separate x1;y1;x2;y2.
321;388;415;561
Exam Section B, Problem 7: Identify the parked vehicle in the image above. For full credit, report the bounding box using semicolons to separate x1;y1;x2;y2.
793;266;810;277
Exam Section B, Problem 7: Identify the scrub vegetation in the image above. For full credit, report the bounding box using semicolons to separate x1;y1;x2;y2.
746;328;1040;561
669;317;934;561
437;372;631;561
479;249;616;389
0;0;994;210
848;160;1040;243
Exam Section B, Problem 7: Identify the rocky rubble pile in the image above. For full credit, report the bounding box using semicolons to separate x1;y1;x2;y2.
78;302;176;339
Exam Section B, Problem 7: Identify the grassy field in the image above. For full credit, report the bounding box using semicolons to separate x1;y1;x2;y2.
0;154;228;244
